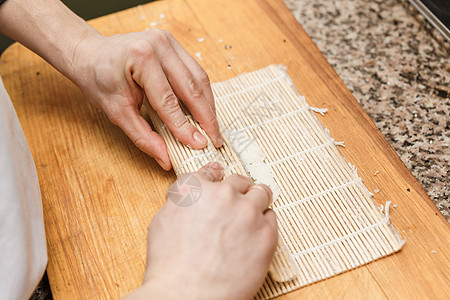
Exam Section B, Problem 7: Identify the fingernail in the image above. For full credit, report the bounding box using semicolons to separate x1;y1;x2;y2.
216;135;224;147
208;161;223;170
193;131;207;147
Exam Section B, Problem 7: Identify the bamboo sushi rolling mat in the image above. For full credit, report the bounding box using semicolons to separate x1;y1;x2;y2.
1;0;449;298
147;65;405;298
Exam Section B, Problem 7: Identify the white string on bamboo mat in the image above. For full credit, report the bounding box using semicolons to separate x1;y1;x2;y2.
214;74;285;102
175;150;217;176
273;176;361;212
292;202;394;257
268;138;345;167
174;134;345;176
171;103;336;174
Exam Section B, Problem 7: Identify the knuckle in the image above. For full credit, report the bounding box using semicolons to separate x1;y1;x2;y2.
198;168;217;182
159;91;188;130
171;116;188;130
160;90;179;108
106;106;122;126
228;174;242;181
218;183;236;199
152;29;171;46
186;75;203;100
231;174;252;184
197;70;211;86
160;90;180;121
129;39;154;57
160;29;172;38
106;99;134;126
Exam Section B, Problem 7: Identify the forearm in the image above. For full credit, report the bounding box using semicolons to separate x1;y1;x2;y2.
0;0;100;80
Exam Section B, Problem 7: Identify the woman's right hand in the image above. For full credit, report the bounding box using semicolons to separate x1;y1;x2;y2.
126;162;278;299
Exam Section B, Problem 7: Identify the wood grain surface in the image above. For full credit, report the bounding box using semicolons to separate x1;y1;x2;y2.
0;0;448;299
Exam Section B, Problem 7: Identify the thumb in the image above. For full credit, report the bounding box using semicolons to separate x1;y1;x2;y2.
107;104;172;170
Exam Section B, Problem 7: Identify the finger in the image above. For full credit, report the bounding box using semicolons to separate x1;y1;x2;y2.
162;37;223;148
169;37;216;114
107;103;172;170
222;174;254;194
196;162;224;182
245;184;273;212
134;62;208;149
159;52;221;147
261;209;279;255
264;209;278;231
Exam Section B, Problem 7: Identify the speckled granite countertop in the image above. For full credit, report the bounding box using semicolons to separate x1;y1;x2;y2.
285;0;449;221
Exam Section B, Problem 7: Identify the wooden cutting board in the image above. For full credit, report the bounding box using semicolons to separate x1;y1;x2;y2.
0;0;448;298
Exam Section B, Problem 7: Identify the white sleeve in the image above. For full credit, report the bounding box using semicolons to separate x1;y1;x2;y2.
0;76;47;299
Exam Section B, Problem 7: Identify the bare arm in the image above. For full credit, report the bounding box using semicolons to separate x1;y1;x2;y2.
0;0;98;83
0;0;223;170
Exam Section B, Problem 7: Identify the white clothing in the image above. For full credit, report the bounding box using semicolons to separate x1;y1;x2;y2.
0;76;47;299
